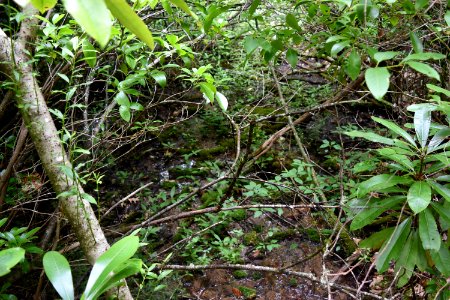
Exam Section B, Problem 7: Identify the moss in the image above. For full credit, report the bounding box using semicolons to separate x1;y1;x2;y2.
270;229;296;241
200;190;220;206
243;231;260;246
229;209;247;222
237;286;256;299
161;180;177;189
232;270;248;279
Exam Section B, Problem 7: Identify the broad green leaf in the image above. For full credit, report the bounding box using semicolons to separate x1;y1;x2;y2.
150;70;167;88
84;236;140;299
376;148;413;171
248;0;261;17
82;39;97;68
0;248;25;277
82;193;97;205
395;230;417;287
357;174;412;198
426;84;450;97
413;106;432;148
215;92;228;111
203;5;229;32
105;0;155;49
325;35;347;43
428;180;450;202
350;196;404;230
90;259;142;298
401;52;445;62
344;130;395;145
31;0;57;13
407;181;431;214
365;67;390;100
425;131;443;158
119;106;131;122
114;91;130;107
410;32;423;53
286;13;302;32
43;251;74;300
431;202;450;228
430;243;450;276
168;0;198;19
129;102;143;111
345;50;361;81
415;0;428;10
406;61;440;81
360;227;395;250
62;0;111;48
418;208;440;250
198;82;216;103
243;37;263;54
373;51;400;64
286;48;298;68
372;116;416;147
330;41;350;57
445;10;450;27
376;217;411;273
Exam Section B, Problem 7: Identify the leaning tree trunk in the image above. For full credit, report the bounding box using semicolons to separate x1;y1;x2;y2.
0;5;132;299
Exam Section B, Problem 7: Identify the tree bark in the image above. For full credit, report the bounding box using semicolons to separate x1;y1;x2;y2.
0;5;133;299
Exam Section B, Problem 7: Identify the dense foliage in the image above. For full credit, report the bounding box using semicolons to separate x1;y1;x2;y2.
1;0;450;299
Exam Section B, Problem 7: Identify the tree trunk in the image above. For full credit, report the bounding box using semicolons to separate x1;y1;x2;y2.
0;5;132;299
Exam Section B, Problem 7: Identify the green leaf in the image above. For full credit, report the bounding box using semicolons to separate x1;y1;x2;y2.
401;52;446;62
395;230;417;287
344;130;395;145
215;92;228;111
415;0;428;10
330;40;350;57
430;243;450;276
248;0;261;17
410;32;423;53
43;251;74;300
114;91;130;107
82;39;97;68
198;82;216;103
92;259;142;296
376;217;411;273
372;116;416;147
30;0;57;13
129;102;144;111
62;0;111;48
418;208;440;250
286;13;301;32
406;61;440;81
431;202;450;226
243;36;262;54
345;50;361;81
203;5;229;32
105;0;154;49
373;51;401;64
357;174;412;198
82;193;97;205
168;0;198;19
413;106;432;148
119;106;131;122
150;70;167;88
407;181;432;214
376;148;414;171
428;180;450;202
0;248;25;277
445;10;450;27
350;196;405;230
365;67;390;100
360;227;395;250
426;84;450;97
84;236;140;300
286;48;298;68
